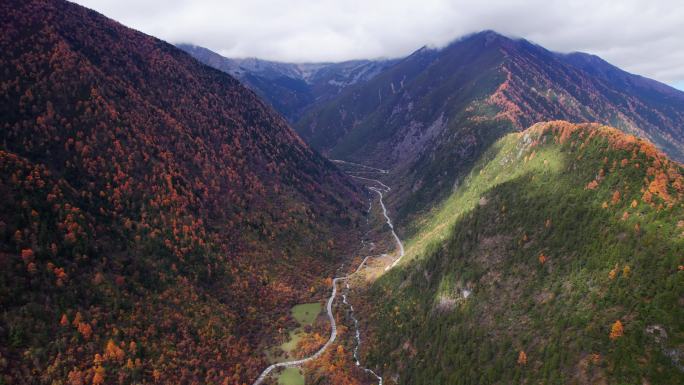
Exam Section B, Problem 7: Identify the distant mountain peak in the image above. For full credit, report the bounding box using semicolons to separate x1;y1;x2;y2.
179;43;398;121
294;28;684;224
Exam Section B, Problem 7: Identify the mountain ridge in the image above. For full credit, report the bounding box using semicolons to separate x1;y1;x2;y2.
361;120;684;384
290;30;684;231
297;30;684;162
178;43;398;121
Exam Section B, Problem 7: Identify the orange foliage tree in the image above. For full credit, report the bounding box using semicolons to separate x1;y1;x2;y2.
609;320;624;340
538;253;547;265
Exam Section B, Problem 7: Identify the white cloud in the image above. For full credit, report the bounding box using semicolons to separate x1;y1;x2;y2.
73;0;684;87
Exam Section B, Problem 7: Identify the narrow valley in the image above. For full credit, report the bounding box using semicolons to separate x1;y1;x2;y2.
1;1;683;384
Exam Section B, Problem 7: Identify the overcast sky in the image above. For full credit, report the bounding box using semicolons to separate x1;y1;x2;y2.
74;0;684;90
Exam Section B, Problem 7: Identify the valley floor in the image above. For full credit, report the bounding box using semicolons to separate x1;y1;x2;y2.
252;163;401;385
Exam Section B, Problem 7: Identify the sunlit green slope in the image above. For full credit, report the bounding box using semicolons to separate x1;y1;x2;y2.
364;121;683;385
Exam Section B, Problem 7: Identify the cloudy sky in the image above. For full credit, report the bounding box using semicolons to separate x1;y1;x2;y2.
74;0;684;90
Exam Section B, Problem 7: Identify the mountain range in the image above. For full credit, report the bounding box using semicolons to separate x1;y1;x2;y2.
186;31;684;227
1;1;683;384
178;44;397;122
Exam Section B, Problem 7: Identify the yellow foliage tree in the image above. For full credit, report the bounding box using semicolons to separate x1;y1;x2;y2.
78;322;92;340
611;190;621;205
538;253;547;265
67;369;84;385
105;339;125;362
72;312;82;327
609;320;624;340
608;267;617;280
517;350;528;365
92;366;105;385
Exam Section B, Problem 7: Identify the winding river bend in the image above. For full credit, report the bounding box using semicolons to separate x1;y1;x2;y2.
252;164;402;385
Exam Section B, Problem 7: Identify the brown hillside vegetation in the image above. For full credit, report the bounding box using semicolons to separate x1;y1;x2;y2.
0;0;364;383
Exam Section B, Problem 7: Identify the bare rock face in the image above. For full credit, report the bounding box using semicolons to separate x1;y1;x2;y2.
646;325;684;371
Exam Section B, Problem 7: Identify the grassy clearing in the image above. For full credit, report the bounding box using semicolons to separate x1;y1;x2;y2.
291;302;322;326
265;302;323;364
280;330;303;353
277;367;305;385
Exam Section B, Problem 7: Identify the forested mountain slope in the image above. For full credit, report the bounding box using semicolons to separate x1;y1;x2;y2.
0;0;365;383
295;31;684;226
361;121;684;384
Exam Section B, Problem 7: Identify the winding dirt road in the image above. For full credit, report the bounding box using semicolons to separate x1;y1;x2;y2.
252;165;402;385
331;159;389;174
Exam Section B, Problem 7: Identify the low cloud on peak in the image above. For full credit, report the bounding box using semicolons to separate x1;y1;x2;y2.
74;0;684;89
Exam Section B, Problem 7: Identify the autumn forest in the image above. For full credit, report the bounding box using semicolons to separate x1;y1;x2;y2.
1;1;683;385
